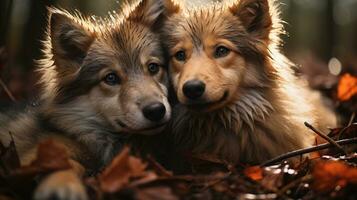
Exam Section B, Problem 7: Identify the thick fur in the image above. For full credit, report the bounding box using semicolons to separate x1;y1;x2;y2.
0;0;174;199
162;0;336;165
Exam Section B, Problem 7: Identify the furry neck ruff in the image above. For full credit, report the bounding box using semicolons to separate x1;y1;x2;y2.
171;86;314;164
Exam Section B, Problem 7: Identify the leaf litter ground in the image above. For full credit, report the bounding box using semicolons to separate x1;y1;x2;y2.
1;74;357;200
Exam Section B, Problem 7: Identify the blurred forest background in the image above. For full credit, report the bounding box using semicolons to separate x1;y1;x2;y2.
0;0;356;111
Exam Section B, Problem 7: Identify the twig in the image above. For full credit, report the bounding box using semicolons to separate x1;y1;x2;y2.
304;122;346;155
338;113;356;140
199;172;231;192
261;138;357;166
277;174;312;196
0;78;16;102
348;112;356;126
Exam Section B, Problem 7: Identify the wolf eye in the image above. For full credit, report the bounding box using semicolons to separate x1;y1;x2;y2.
174;51;186;62
104;73;120;85
215;46;231;58
148;63;160;75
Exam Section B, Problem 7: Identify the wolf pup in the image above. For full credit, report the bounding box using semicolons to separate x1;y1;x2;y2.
162;0;336;165
0;0;174;199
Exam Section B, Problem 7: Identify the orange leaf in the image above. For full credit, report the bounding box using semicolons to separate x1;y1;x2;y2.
313;160;357;192
244;166;263;181
309;151;321;160
30;139;72;169
99;147;147;193
12;139;72;176
337;73;357;101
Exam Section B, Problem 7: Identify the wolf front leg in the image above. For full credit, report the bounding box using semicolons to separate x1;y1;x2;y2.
34;159;88;200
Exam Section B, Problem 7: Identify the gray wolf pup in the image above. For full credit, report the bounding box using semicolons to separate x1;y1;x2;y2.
0;0;175;199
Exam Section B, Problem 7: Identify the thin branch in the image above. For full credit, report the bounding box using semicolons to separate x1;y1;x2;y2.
304;122;346;155
261;138;357;166
199;172;231;192
348;112;356;126
277;174;313;196
338;113;356;140
0;78;16;102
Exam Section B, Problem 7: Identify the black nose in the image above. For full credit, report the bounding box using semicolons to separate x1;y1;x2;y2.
142;102;166;122
183;80;205;100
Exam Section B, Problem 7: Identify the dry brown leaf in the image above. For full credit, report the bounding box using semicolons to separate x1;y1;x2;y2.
337;73;357;101
260;163;297;191
135;186;178;200
99;147;147;193
28;139;71;169
11;139;71;176
190;153;230;165
328;123;357;139
148;156;173;177
309;151;322;160
313;160;357;192
244;166;263;181
0;135;20;176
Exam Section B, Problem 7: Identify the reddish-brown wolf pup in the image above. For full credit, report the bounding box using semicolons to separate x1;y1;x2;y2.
161;0;336;166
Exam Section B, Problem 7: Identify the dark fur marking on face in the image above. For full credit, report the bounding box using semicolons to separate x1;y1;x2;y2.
55;62;104;104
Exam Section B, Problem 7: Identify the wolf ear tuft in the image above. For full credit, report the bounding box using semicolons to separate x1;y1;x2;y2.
128;0;180;26
230;0;272;37
49;10;94;72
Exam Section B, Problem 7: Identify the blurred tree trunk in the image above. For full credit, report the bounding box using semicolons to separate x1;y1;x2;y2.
326;0;334;59
0;0;12;46
19;0;56;70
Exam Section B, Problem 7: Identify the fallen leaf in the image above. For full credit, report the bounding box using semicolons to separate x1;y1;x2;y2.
135;187;178;200
0;139;73;199
99;147;147;193
186;152;232;173
190;153;229;165
313;160;357;192
147;156;172;177
309;151;321;159
11;139;72;177
260;162;298;191
244;166;263;181
337;73;357;101
128;171;158;188
0;134;20;176
328;123;357;139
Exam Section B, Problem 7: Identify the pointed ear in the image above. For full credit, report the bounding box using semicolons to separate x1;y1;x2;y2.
229;0;272;38
128;0;180;26
49;10;95;74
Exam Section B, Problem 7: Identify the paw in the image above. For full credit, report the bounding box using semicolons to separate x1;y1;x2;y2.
34;170;88;200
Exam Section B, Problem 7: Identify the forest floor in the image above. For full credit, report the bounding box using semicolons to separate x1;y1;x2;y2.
0;73;356;200
0;47;357;199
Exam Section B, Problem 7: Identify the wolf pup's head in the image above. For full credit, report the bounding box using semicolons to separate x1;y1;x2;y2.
40;0;177;134
163;0;282;112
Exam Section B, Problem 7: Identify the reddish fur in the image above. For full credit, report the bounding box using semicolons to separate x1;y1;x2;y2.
162;0;336;166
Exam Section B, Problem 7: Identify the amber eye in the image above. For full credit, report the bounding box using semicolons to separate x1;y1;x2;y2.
174;51;186;62
215;46;231;58
148;63;160;75
104;72;121;85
